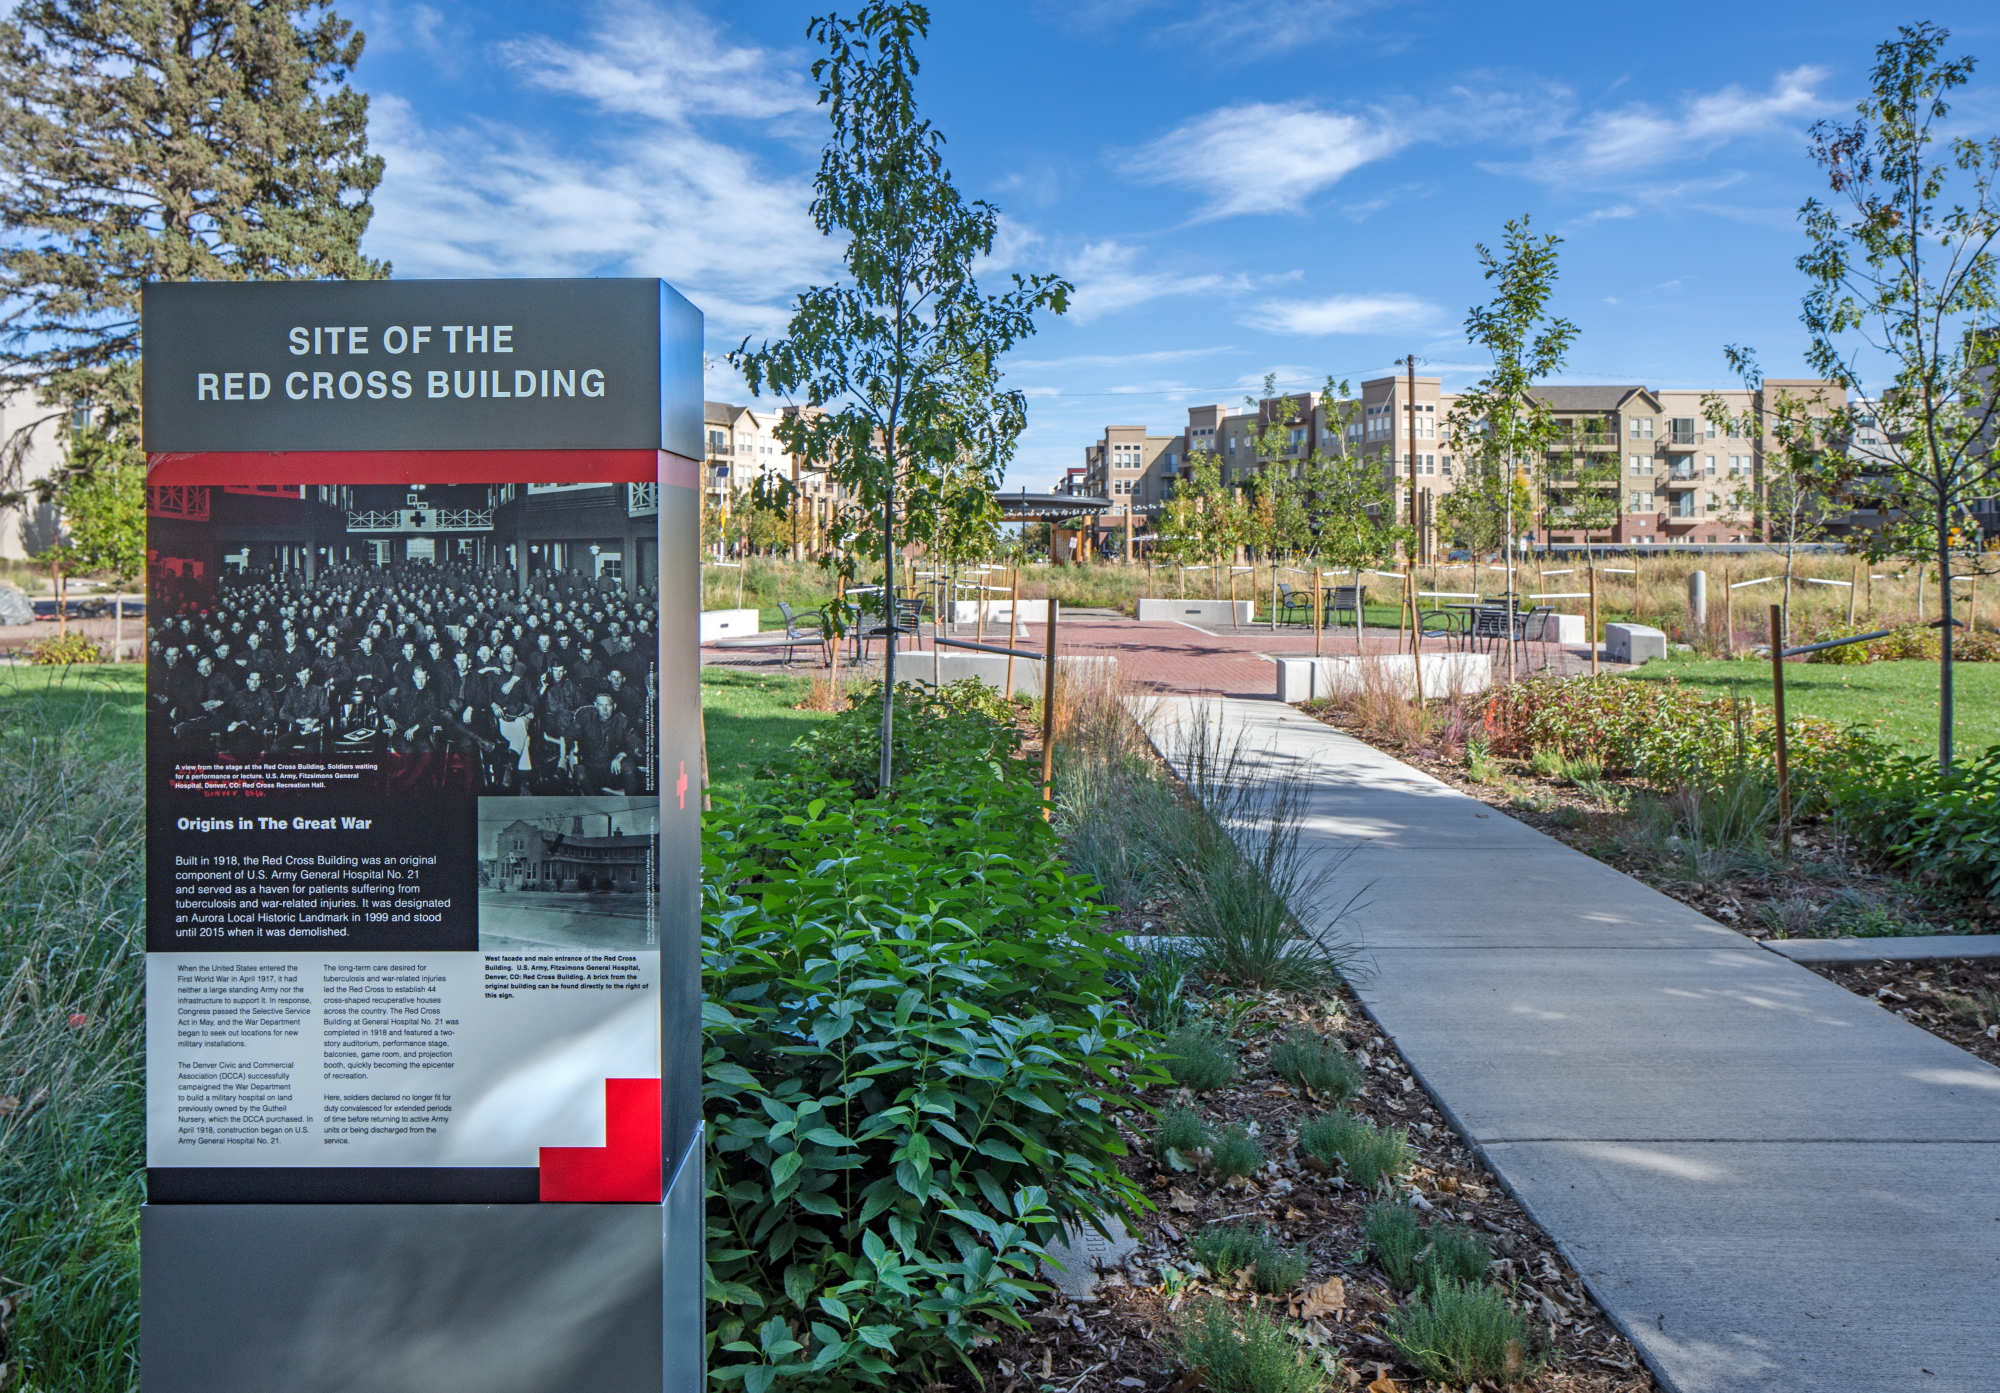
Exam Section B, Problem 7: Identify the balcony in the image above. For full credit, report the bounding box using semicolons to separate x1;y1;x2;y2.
625;483;658;517
347;508;493;533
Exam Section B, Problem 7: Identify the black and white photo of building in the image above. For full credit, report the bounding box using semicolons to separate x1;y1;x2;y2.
476;796;658;951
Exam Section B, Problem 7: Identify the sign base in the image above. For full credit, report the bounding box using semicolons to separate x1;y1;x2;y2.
141;1134;703;1392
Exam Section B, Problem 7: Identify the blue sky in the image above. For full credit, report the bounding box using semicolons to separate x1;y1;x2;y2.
347;1;1999;489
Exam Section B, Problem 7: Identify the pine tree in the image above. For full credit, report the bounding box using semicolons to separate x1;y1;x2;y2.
0;0;386;456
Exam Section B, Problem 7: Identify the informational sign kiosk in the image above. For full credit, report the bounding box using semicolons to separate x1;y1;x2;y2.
138;279;703;1392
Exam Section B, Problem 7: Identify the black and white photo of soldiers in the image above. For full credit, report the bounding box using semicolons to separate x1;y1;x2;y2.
149;557;658;796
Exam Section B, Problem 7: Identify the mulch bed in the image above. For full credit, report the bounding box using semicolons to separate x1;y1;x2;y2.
949;978;1659;1393
1803;957;2000;1068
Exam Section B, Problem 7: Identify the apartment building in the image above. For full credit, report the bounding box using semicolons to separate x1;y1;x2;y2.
0;396;107;561
702;401;797;510
1070;375;1856;552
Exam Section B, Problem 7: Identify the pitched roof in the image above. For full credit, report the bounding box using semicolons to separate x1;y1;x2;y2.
1529;385;1653;412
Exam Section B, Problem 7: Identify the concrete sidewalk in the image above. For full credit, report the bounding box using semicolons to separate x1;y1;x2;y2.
1143;697;2000;1393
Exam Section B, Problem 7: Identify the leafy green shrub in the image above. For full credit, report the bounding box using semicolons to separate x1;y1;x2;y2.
28;632;102;665
1464;736;1501;784
1385;1278;1536;1387
1418;1225;1492;1293
1171;1299;1333;1393
1805;623;2000;664
1267;1029;1361;1103
1209;1123;1264;1182
1829;744;2000;897
703;774;1161;1392
1483;673;1884;803
1362;1201;1423;1289
1163;1020;1240;1092
787;678;1020;796
1154;1107;1210;1165
1803;621;1878;664
1120;942;1192;1032
1297;1111;1410;1191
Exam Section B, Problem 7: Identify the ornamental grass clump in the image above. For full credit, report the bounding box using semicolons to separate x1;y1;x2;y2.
1385;1277;1537;1388
1417;1225;1493;1293
1362;1201;1423;1290
1297;1111;1410;1191
1154;1107;1210;1166
0;685;143;1389
1208;1123;1264;1182
1267;1029;1361;1103
1187;1222;1308;1294
1149;714;1361;993
1163;1020;1241;1092
1171;1299;1333;1393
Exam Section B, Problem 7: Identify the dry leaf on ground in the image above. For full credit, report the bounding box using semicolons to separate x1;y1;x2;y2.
1292;1277;1346;1319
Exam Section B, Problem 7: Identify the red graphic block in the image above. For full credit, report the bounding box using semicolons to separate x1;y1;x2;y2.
538;1078;662;1202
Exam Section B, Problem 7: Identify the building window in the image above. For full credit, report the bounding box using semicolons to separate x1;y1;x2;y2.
1704;455;1716;476
1629;417;1654;439
1668;417;1697;445
1629;455;1654;476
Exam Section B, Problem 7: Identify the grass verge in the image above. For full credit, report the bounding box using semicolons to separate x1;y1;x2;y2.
0;683;144;1391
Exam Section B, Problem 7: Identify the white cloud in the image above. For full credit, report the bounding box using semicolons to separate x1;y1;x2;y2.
1122;67;1824;220
1011;347;1234;369
1154;0;1386;53
1510;67;1831;181
1119;102;1413;218
1244;293;1439;336
1059;240;1247;320
364;6;836;349
499;1;817;127
1576;204;1638;225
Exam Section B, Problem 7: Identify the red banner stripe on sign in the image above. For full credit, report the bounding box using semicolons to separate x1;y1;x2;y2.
146;449;683;485
538;1079;663;1203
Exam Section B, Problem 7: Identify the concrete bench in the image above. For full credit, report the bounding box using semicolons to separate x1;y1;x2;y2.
1606;622;1667;665
1276;652;1492;703
1136;598;1255;624
698;608;760;641
900;652;1116;697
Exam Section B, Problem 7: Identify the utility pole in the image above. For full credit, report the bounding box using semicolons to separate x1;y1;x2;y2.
1399;355;1421;567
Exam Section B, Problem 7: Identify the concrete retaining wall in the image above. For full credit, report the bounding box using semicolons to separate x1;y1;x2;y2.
1136;598;1256;624
897;652;1116;697
1275;651;1492;704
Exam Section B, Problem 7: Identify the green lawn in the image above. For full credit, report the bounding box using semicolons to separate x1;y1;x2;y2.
701;667;831;796
1618;655;2000;754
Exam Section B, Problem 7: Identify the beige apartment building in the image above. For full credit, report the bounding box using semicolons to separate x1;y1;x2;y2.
702;401;795;511
1072;375;1855;552
0;394;81;562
